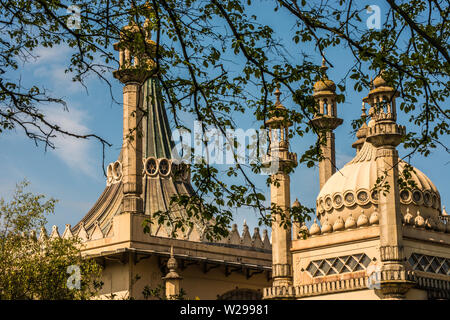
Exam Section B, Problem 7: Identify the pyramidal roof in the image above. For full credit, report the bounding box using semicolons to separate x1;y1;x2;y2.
73;77;201;239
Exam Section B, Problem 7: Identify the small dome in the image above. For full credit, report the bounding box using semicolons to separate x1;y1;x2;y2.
345;214;356;229
314;79;336;93
369;211;379;225
415;211;425;228
309;219;321;236
333;216;345;231
373;74;387;88
321;217;333;234
356;211;369;227
316;141;441;227
404;208;414;225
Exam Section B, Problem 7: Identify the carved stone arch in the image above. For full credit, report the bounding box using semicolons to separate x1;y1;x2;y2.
217;288;262;300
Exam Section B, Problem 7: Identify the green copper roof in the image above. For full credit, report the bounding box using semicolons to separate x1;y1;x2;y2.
142;77;175;159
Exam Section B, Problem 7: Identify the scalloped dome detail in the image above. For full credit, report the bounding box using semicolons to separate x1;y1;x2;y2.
316;141;441;227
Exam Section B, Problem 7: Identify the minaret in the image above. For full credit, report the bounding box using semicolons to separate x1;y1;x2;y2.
364;72;412;299
311;59;343;190
264;86;298;288
113;20;154;215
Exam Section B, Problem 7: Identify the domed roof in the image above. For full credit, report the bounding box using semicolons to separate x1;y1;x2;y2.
316;141;441;226
313;79;336;93
373;74;387;88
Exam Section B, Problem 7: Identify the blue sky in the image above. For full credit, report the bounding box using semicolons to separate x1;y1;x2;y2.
0;1;448;236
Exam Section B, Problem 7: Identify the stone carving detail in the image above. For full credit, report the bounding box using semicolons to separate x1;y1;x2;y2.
107;161;123;185
144;157;190;180
408;253;450;276
380;245;404;262
306;253;371;277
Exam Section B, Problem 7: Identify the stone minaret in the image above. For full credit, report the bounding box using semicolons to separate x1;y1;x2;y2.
265;87;298;288
113;21;154;215
365;72;412;299
311;59;343;190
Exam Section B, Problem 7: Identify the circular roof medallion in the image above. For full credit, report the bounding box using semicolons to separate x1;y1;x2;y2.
412;190;423;205
145;157;158;176
159;158;171;176
324;196;333;211
423;191;432;207
399;189;411;204
343;191;356;206
333;193;344;209
356;189;370;205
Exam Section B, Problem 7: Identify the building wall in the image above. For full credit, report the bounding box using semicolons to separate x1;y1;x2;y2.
97;255;270;300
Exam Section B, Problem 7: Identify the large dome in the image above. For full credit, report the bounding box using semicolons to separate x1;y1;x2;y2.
316;141;442;226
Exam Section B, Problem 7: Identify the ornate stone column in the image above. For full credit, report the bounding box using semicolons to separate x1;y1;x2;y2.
311;59;343;190
264;87;297;290
113;22;155;215
365;72;414;299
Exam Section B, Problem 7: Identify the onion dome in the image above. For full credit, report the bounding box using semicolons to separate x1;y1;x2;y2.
316;141;441;227
415;210;425;228
403;208;414;225
333;216;345;231
345;213;356;229
321;217;333;234
310;219;321;236
369;211;379;225
356;210;369;227
313;58;336;93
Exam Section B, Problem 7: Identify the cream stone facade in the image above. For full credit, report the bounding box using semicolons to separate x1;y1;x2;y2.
41;18;449;300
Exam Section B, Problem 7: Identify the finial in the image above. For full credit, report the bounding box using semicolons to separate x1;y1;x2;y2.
361;102;367;120
167;245;178;271
274;84;281;105
320;57;329;78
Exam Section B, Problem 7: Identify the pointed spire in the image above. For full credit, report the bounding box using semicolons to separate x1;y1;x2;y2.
442;206;447;216
76;222;89;242
262;229;271;249
90;221;104;240
241;221;252;247
39;227;48;241
62;224;73;239
252;227;263;248
50;225;60;239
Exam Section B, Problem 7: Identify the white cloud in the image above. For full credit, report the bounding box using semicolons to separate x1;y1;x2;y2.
43;105;99;179
31;45;72;64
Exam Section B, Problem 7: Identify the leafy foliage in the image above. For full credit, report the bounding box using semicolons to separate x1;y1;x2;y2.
0;180;103;299
0;1;448;239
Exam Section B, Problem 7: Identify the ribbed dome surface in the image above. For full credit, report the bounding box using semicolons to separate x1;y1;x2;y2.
316;141;441;226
